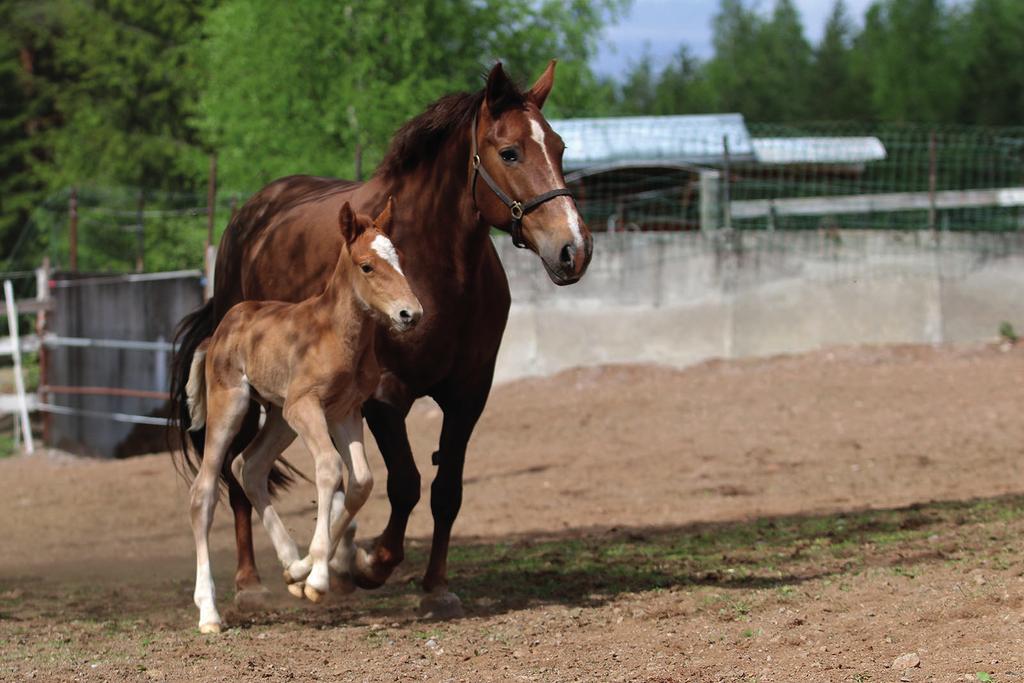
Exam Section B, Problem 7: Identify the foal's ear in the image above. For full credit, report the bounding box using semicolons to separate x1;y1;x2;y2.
485;61;519;115
374;196;396;237
338;201;361;245
527;59;557;109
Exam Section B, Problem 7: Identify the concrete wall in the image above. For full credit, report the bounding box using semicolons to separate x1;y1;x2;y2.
493;230;1024;383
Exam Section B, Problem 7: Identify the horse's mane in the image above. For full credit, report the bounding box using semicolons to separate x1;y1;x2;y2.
376;77;527;179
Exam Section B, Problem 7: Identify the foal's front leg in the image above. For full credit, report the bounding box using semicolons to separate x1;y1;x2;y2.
328;410;374;590
283;395;343;603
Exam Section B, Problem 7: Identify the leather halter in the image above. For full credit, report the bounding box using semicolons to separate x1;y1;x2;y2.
470;113;575;249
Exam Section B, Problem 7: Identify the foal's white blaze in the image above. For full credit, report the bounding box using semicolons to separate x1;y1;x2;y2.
528;116;585;252
370;235;402;274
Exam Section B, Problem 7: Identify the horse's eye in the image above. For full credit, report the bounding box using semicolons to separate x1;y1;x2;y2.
499;148;519;163
360;263;373;274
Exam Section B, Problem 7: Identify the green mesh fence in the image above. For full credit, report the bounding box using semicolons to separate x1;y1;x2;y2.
567;122;1024;234
7;185;244;274
9;123;1024;275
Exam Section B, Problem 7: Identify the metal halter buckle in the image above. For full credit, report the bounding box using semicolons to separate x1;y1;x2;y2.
510;202;524;220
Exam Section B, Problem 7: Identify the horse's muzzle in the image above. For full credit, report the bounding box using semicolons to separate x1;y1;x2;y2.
543;232;593;286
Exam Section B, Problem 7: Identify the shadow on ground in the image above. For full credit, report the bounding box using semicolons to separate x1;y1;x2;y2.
4;493;1022;630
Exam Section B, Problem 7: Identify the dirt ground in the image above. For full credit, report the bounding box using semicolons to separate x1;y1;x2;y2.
3;343;1024;682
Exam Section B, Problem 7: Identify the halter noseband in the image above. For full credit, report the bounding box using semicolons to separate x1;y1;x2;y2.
470;113;575;249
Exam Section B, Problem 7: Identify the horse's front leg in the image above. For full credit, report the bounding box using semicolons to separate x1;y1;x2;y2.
418;381;491;619
345;398;419;589
283;396;343;603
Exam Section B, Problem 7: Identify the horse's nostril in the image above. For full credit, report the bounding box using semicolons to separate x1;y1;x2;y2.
399;309;412;321
559;243;575;268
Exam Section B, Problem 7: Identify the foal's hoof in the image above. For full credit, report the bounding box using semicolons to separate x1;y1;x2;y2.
198;622;223;635
418;590;465;620
286;582;305;599
233;585;271;611
303;584;325;603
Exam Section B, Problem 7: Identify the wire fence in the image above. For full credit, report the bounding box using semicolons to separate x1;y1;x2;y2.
9;122;1024;275
565;121;1024;234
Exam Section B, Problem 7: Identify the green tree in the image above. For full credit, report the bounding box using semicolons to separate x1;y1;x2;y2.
758;0;813;121
958;0;1024;125
43;0;212;191
810;0;870;120
652;46;715;115
618;48;659;114
857;0;961;123
198;0;627;192
0;1;62;266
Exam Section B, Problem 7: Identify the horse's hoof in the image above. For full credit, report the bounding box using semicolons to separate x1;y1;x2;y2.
287;582;305;599
329;571;357;595
198;622;223;635
350;542;394;590
418;590;465;620
303;583;325;603
233;585;271;611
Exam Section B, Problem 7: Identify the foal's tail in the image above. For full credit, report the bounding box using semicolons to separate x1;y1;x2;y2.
185;341;209;432
169;298;302;494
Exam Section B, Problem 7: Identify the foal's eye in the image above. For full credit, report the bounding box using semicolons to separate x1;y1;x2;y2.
499;148;519;163
360;263;373;274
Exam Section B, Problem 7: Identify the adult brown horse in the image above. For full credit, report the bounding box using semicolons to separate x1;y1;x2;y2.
171;61;593;617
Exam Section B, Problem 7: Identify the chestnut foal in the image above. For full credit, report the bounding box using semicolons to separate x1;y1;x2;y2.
184;199;421;633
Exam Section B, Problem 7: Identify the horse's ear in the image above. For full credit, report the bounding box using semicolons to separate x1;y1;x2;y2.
485;61;518;114
527;59;557;109
338;201;361;245
374;196;395;236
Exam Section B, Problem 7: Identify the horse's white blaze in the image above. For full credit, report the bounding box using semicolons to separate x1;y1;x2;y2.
370;235;402;274
529;116;585;251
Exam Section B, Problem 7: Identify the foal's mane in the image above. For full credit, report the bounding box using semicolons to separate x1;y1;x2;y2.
376;78;526;179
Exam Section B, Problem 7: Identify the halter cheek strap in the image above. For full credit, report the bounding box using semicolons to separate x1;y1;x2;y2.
470;113;575;249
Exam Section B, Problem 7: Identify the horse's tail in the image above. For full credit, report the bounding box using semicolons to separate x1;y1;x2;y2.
185;341;209;432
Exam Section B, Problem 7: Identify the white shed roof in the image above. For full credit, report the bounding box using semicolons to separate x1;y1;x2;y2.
751;137;887;165
548;114;755;170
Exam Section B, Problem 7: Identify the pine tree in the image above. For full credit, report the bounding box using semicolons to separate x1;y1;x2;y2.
810;0;870;120
958;0;1024;125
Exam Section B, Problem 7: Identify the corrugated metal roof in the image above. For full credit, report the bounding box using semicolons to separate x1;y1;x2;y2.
548;114;755;170
751;137;887;165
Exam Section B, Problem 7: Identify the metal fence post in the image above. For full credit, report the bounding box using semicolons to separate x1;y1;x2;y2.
699;170;721;231
5;280;34;454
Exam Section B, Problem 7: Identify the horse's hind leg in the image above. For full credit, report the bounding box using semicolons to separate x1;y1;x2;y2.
282;395;343;603
228;403;262;597
230;407;301;592
190;384;250;634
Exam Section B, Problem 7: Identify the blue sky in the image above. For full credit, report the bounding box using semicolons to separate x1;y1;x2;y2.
592;0;878;79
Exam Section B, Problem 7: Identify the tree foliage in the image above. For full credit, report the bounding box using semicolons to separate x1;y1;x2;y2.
3;0;1024;272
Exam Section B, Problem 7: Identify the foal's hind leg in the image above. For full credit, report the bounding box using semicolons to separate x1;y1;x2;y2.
282;395;343;603
190;384;250;634
230;407;302;591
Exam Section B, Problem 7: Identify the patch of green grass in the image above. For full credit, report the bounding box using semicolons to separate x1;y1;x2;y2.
437;495;1024;615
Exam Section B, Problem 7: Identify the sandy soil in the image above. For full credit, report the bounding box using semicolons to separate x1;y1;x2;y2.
2;343;1024;682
